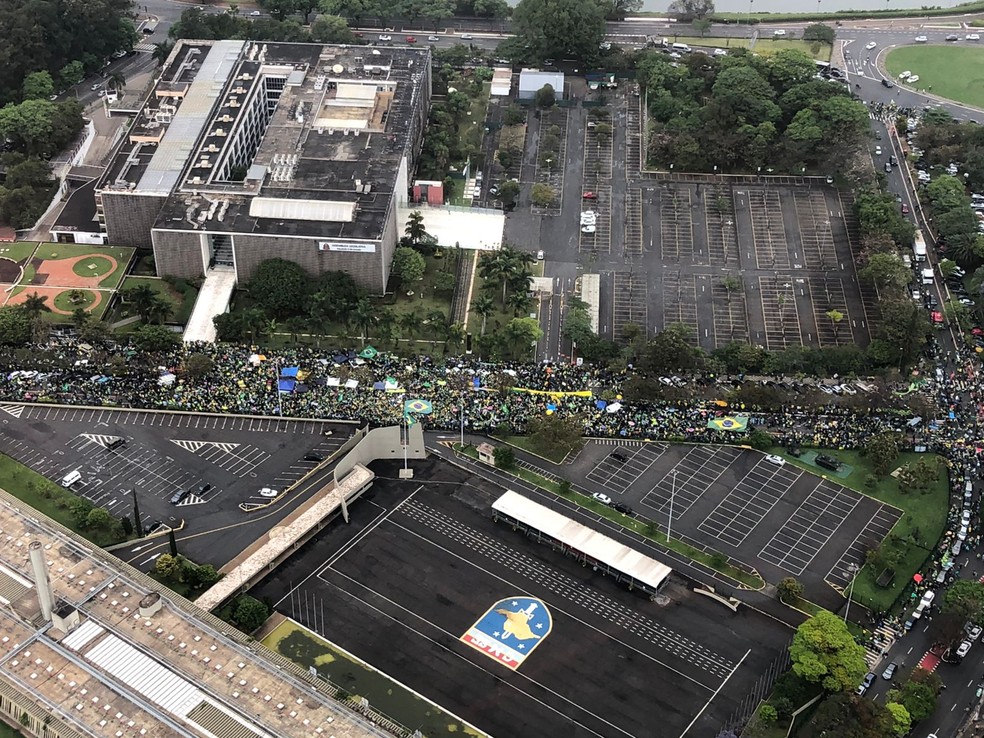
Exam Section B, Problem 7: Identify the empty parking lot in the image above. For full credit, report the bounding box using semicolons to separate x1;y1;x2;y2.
253;459;792;738
571;442;901;607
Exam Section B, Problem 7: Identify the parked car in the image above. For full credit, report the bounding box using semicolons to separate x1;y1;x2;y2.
967;624;983;641
857;672;877;695
592;492;613;505
259;487;279;498
765;454;786;466
816;454;841;471
882;662;898;680
612;502;634;515
405;35;416;43
378;34;392;41
610;451;628;462
946;33;960;41
427;35;440;42
957;640;973;658
582;191;598;199
581;225;596;234
303;452;324;462
536;249;544;260
90;83;102;91
909;75;920;83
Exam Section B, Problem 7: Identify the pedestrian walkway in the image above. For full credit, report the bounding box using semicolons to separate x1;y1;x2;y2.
918;650;941;674
865;622;903;668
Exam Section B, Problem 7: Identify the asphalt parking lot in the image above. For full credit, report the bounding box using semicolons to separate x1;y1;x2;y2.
253;458;791;738
0;404;352;566
569;442;901;608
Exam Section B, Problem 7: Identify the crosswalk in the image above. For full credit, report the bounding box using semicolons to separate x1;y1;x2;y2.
0;404;24;418
865;622;904;668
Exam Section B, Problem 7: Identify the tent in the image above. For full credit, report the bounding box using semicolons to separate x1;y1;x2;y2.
158;373;176;386
332;354;348;364
344;379;359;389
373;381;386;391
384;377;401;391
281;366;300;378
606;402;623;413
278;379;296;393
326;377;341;387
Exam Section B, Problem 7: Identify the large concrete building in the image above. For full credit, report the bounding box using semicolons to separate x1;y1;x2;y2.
0;488;389;738
96;39;432;294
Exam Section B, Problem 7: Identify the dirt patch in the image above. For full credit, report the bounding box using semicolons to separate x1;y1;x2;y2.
27;254;119;290
0;258;20;283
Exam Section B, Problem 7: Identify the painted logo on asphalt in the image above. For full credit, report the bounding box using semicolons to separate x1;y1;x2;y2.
460;596;552;670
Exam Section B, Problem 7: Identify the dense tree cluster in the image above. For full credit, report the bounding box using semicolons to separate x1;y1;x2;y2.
922;173;984;266
170;7;347;43
851;188;930;366
912;109;984;194
0;0;137;106
499;0;606;63
320;0;510;22
640;49;869;173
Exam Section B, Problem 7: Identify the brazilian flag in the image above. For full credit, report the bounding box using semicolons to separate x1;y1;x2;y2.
706;416;749;432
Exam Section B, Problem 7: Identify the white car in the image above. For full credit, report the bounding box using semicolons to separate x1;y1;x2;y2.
967;34;981;41
428;35;440;42
959;524;969;541
713;48;727;56
592;492;612;505
920;590;936;609
840;385;858;395
957;640;973;658
817;384;834;395
581;225;596;233
259;487;279;498
915;35;928;43
536;249;544;260
90;83;102;91
773;29;786;36
899;70;912;80
250;9;261;15
865;41;877;50
908;74;920;83
460;33;474;40
874;145;882;155
968;624;983;641
378;34;392;41
765;454;786;466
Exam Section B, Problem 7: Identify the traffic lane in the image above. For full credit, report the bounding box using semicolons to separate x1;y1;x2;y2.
114;459;339;570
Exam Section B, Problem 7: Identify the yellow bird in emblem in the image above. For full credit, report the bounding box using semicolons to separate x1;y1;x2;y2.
495;608;541;641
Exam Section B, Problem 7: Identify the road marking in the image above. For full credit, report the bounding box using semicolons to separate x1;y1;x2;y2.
0;404;24;418
171;440;240;454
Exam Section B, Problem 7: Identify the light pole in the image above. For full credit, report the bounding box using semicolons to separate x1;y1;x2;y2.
667;470;677;543
844;562;859;624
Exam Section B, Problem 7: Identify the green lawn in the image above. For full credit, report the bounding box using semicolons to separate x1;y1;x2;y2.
885;45;984;108
668;36;832;61
0;454;126;548
52;289;97;312
117;276;199;325
457;82;492;173
773;447;948;613
0;242;38;263
32;243;134;289
0;724;23;738
263;619;485;737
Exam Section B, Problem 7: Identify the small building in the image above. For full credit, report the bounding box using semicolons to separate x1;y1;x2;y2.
477;442;496;466
50;180;106;245
518;69;565;101
412;180;444;205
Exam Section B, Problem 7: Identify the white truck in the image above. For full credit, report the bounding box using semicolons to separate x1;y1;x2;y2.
922;267;934;285
913;229;928;262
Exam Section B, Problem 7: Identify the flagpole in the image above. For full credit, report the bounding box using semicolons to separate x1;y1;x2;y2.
275;359;282;416
460;394;465;449
403;413;409;471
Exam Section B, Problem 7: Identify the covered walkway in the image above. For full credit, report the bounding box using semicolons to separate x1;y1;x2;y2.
183;265;236;343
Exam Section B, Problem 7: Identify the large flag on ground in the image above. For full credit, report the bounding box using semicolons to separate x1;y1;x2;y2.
359;345;379;359
706;415;749;432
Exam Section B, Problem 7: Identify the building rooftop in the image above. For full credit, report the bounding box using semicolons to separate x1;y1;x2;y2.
0;490;389;738
100;39;430;244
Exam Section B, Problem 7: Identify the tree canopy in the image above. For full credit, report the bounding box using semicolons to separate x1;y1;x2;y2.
247;259;312;319
507;0;606;64
789;610;868;692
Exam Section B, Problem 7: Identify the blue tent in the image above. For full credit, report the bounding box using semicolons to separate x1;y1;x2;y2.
473;377;481;388
595;399;608;410
373;381;386;390
278;379;296;393
281;366;300;378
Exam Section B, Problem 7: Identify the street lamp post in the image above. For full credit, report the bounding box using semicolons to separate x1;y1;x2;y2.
844;562;859;624
667;470;677;543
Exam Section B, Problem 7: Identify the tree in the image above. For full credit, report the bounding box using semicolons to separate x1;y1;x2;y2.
531;183;556;207
890;679;938;722
123;283;158;323
802;23;835;43
493;446;516;469
182;353;215;381
535;84;556;108
668;0;714;20
0;307;31;346
247;258;311;318
926;174;969;212
510;0;606;64
472;294;496;336
352;297;376;340
21;292;50;320
319;0;381;24
85;507;113;532
943;580;984;624
233;595;270;632
154;553;180;580
693;18;711;36
398;311;423;343
502;316;543;359
884;702;911;737
758;704;777;724
391;246;426;287
777;576;804;602
789;610;867;692
526;414;583;458
405;210;428;245
866;432;900;477
22;72;54;101
642;323;703;373
0;99;85;157
498;179;521;205
188;563;220;589
132;324;179;352
152;41;175;66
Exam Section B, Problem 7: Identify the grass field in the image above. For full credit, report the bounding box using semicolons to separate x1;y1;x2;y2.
0;723;23;738
667;36;832;61
885;45;984;108
774;447;948;613
32;243;134;289
116;276;199;325
263;619;485;737
52;289;97;312
0;242;38;263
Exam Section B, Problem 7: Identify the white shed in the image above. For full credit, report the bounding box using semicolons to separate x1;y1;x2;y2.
518;69;565;101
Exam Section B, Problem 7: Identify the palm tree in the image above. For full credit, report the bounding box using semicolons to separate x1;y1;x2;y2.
405;211;428;245
242;308;266;342
479;249;519;308
152;41;174;67
471;294;496;336
21;292;50;320
446;322;466;352
399;311;422;344
109;71;126;93
507;289;533;316
124;284;157;322
352;298;375;341
148;297;173;325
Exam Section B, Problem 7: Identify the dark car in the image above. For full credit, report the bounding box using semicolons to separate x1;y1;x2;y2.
304;452;325;462
881;78;894;88
169;488;190;505
105;437;126;450
610;451;628;462
612;502;635;515
146;520;165;535
816;454;842;471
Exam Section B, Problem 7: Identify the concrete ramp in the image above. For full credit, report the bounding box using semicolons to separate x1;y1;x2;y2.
182;266;236;343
